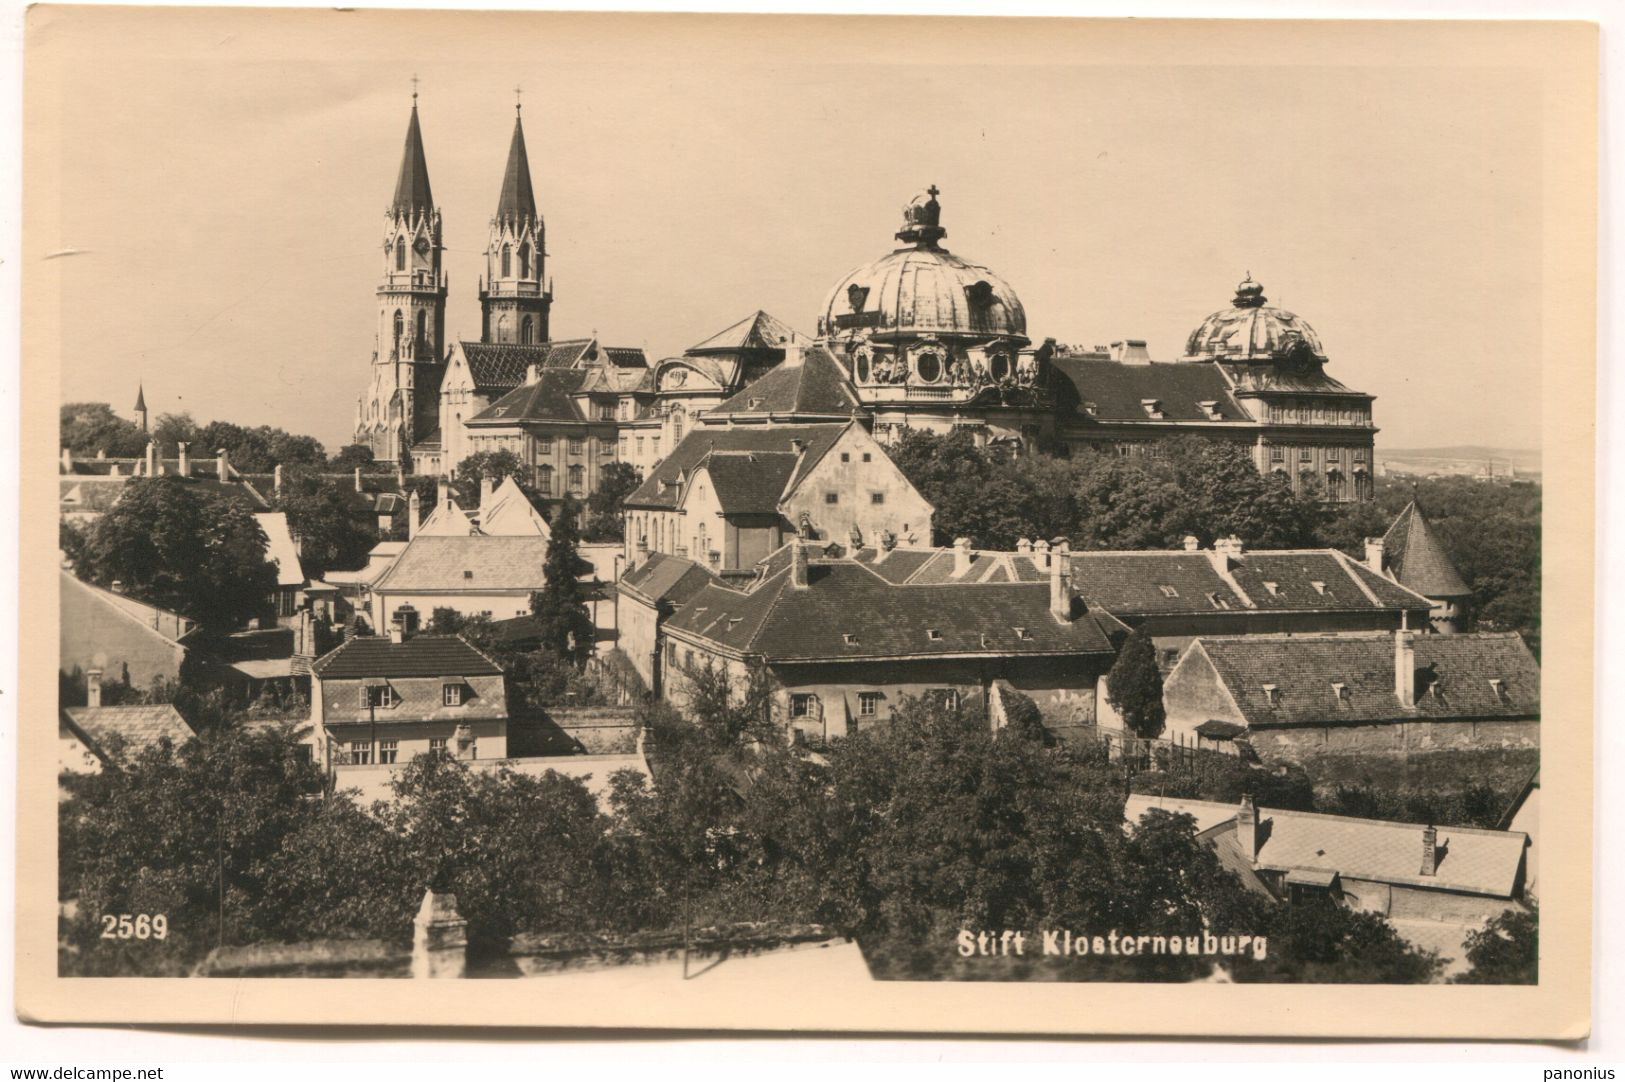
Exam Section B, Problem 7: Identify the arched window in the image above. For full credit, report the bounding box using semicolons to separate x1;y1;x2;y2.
392;310;404;348
395;236;405;271
536;465;554;496
501;245;512;278
568;465;585;493
519;241;531;278
521;315;534;344
416;309;428;347
672;410;684;442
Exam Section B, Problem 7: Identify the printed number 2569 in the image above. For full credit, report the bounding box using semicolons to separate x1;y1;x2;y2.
100;913;168;941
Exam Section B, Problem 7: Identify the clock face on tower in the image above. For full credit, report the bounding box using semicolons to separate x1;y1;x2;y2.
413;236;430;255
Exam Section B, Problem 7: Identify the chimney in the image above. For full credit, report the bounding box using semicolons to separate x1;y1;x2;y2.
1210;535;1243;572
952;537;973;576
389;625;406;645
525;363;541;385
790;543;809;590
1237;794;1258;860
1016;538;1033;555
274;464;284;495
145;440;158;477
1049;538;1072;622
407;490;421;539
437;479;451;511
788;438;806;457
1420;824;1438;876
1395;628;1416;707
1034;538;1051;568
1364;537;1386;575
783;341;805;367
60;446;72;472
355;467;365;493
86;668;103;709
216;447;230;482
1183;535;1200;552
479;475;494;508
395;461;406;488
177;442;189;477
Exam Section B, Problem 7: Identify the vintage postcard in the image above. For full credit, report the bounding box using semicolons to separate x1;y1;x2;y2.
15;9;1595;1038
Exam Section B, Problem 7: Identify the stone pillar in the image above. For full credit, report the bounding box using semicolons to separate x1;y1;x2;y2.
411;889;468;979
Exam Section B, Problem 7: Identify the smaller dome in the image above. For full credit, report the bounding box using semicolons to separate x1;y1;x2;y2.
1184;276;1327;362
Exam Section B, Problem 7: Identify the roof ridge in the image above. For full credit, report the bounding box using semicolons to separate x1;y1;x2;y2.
1258;804;1529;840
1330;549;1384;606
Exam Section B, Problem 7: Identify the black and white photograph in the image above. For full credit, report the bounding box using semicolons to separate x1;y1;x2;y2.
14;6;1597;1041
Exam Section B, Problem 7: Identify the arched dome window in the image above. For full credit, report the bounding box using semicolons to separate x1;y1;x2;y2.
501;245;512;278
519;241;531;279
914;348;944;384
521;315;534;344
395;237;405;271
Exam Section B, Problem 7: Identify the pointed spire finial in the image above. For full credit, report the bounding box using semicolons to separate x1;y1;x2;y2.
515;84;523;114
411;73;419;104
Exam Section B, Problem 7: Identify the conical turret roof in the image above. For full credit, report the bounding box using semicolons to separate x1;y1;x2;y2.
391;104;435;215
133;384;146;411
495;112;537;224
1381;500;1471;599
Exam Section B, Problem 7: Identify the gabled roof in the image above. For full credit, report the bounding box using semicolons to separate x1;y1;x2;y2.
1383;500;1472;599
495;113;537;223
372;535;550;593
624;423;849;510
477;476;551;537
1191;630;1539;727
1203;805;1527;898
467;369;589;425
391;104;434;215
60;570;198;645
687;310;803;355
705;344;861;420
1123;794;1240;835
456;339;596;393
864;546;1049;585
696;452;800;515
1050;357;1249;423
619;551;716;608
311;634;503;679
63;704;193;762
662;547;1115;663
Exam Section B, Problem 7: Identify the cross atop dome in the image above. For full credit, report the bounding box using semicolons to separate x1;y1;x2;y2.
896;185;947;248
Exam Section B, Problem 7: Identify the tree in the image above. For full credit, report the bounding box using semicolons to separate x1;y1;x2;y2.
195;420;326;474
271;466;377;576
151;412;200;459
1454;905;1537;984
1235;894;1442;984
60;402;148;458
453;450;533;508
1106;627;1165;739
584;461;642;541
74;476;279;630
328;444;377;471
529;494;594;665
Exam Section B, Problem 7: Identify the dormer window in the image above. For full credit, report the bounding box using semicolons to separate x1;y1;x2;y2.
1197;400;1222;421
1081;400;1098;416
443;682;468;707
843;633;860;647
1158;585;1179;598
927;629;943;642
1263;581;1280;596
1331;682;1351;705
1489;678;1511;703
1141;398;1165;419
1262;683;1281;705
1207;592;1230;610
1310;580;1328;595
1013;627;1031;640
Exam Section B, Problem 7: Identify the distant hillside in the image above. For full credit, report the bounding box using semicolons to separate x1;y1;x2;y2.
1378;445;1541;477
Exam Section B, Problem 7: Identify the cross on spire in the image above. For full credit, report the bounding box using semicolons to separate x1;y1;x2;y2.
515;85;523;114
927;184;940;199
411;74;419;103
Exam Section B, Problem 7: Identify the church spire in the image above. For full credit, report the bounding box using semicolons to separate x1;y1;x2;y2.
495;107;537;224
391;95;435;216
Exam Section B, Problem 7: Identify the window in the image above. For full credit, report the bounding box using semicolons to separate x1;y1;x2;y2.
619;400;631;420
652;437;661;457
636;437;645;456
1327;447;1342;460
568;465;585;493
501;244;512;278
1158;585;1179;598
416;309;428;346
932;688;960;711
349;740;373;766
429;737;448;755
536;465;554;495
926;628;942;642
1489;678;1511;703
1013;627;1031;640
825;492;839;505
1332;682;1351;705
378;739;399;765
842;633;859;647
1310;580;1328;595
360;684;395;709
599;438;615;456
443;683;466;707
467;739;478;761
392;310;404;348
790;693;817;719
519;241;531;278
619;436;629;457
536;436;554;454
1354;449;1368;463
1262;684;1280;705
1263;581;1280;596
840;452;850;463
862;452;872;463
870;492;885;505
597;403;615;421
1299;447;1313;463
858;692;882;717
395;236;405;271
1269;445;1284;463
569;437;585;455
521;315;534;344
672;412;684;441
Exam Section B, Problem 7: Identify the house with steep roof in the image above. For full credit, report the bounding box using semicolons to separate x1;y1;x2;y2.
1161;629;1540;761
59;570;201;697
60;673;195;777
254;511;311;619
369;534;552;634
1376;500;1474;633
617;551;720;690
310;630;508;770
624;539;1115;743
622;420;933;573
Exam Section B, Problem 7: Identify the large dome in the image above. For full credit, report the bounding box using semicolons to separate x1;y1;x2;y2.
1184;276;1327;363
817;188;1027;343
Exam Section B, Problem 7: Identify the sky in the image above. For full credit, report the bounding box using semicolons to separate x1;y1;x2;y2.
33;10;1545;453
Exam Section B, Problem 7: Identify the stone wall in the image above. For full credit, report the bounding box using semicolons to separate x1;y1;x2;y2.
1249;718;1539;763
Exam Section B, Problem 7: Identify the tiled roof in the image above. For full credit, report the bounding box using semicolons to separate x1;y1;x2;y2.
1067;549;1433;617
1049;358;1249;423
459;339;595;392
1191;631;1539;727
619;552;716;608
495;114;537;222
1203;805;1528;898
1383;501;1472;599
687;310;804;354
372;535;551;593
603;347;649;368
706;344;861;419
624;423;849;510
699;452;799;514
392;104;434;215
467;369;589;425
64;704;193;760
1123;794;1240;835
663;547;1115;663
871;546;1049;585
60;478;127;513
310;634;503;679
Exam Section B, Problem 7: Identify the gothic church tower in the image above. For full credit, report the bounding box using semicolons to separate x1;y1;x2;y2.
356;94;448;465
479;106;551;344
